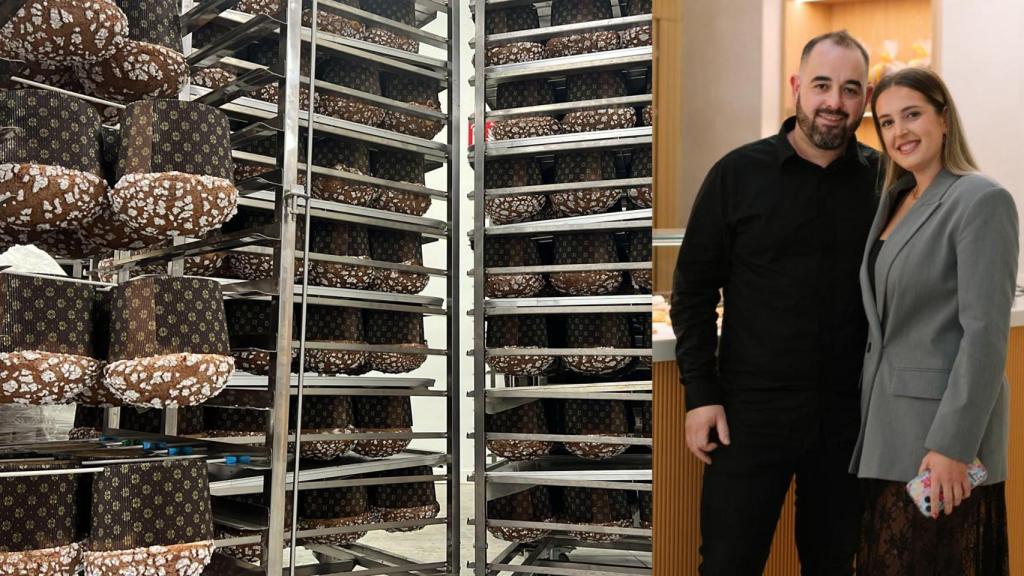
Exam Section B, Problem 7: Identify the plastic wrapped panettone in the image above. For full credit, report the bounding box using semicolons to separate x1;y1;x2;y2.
484;158;546;224
103;276;234;407
562;487;635;543
626;229;652;292
0;461;83;575
549;232;623;296
492;79;559;140
0;274;101;405
304;304;368;376
370;150;432;215
368;228;428;294
562;71;636;133
0;0;129;66
560;399;632;460
486;400;553;461
351;395;413;458
381;74;444;139
487;486;556;543
309;220;375;290
563;313;633;375
484;236;545;298
364;310;427;374
0;90;106;237
545;0;619;59
361;0;419;53
484;5;545;66
621;0;653;48
298;485;375;545
368;466;441;530
316;57;387;126
290;395;356;460
485;315;555;378
551;151;622;216
628;146;652;208
111;99;238;243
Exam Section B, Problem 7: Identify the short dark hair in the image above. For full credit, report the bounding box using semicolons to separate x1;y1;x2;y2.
800;30;870;71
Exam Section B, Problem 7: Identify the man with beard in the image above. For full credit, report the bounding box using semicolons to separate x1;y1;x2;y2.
670;31;880;575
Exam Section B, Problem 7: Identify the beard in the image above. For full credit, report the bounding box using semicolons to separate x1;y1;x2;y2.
795;95;862;150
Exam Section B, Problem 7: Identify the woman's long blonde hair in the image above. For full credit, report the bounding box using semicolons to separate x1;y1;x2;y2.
871;67;978;192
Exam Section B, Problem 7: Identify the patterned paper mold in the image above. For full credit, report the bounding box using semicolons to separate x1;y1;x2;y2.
627;228;652;292
492;79;559;141
544;0;619;59
367;228;428;294
351;394;413;458
0;0;129;66
298;485;374;544
309;220;375;290
642;73;653;127
487;487;555;543
364;308;427;374
562;487;636;543
380;74;444;140
361;0;419;53
561;72;636;133
549;232;623;296
368;466;441;531
310;138;378;207
485;315;555;378
0;460;82;575
550;151;622;216
563;314;634;375
621;0;653;48
237;0;365;39
627;146;652;208
486;400;553;461
304;304;368;376
315;57;386;126
482;5;544;66
484;236;545;298
370;150;431;216
289;395;357;460
561;398;633;460
483;158;546;224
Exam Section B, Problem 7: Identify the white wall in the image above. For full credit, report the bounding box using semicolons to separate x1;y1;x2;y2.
934;0;1024;280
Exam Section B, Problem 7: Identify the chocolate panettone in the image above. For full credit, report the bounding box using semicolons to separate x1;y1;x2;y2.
485;315;555;377
304;304;368;376
551;151;622;216
562;487;635;543
0;274;101;405
77;0;188;112
487;486;555;543
310;137;378;207
224;299;297;375
370;150;432;216
484;158;546;224
484;236;545;298
351;395;413;458
0;0;129;66
621;0;653;48
563;313;634;375
290;395;356;461
112;100;238;243
545;0;619;59
368;466;441;531
222;207;306;282
368;228;428;294
84;459;215;574
104;276;234;407
484;5;545;66
486;400;552;461
380;74;444;140
361;0;419;53
0;461;82;575
562;71;636;133
298;485;375;545
492;79;560;140
0;90;106;235
550;232;623;296
365;310;428;374
627;229;652;292
628;146;652;208
316;57;386;126
561;399;633;460
309;220;375;290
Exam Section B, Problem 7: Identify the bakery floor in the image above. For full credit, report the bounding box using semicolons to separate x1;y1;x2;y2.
292;484;653;574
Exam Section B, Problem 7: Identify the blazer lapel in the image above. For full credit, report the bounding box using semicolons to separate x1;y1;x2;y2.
859;187;890;338
875;170;960;321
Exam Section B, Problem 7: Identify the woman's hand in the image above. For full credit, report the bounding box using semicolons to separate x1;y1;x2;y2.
919;451;972;519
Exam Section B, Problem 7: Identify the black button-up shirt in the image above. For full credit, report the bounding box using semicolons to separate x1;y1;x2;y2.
671;117;881;410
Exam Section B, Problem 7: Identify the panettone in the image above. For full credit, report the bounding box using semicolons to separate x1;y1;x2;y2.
563;313;633;375
361;0;419;53
368;466;441;530
549;232;623;296
104;276;234;407
639;489;652;529
486;399;552;461
367;228;428;294
551;151;622;216
236;0;364;39
201;406;266;441
627;229;652;292
484;158;546;224
628;146;652;208
365;310;427;374
561;72;636;133
484;6;545;66
298;485;375;545
308;220;375;290
642;72;653;126
484;236;545;298
485;315;555;378
111;100;238;243
545;0;619;59
562;487;635;543
0;461;82;575
310;137;378;207
560;399;632;460
621;0;653;48
224;299;298;376
0;0;129;66
0;274;101;405
487;486;555;543
316;57;387;126
492;79;559;140
370;150;432;216
351;395;413;458
380;74;444;139
290;394;356;461
304;304;368;376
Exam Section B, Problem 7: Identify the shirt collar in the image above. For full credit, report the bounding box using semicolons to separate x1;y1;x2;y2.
775;115;869;167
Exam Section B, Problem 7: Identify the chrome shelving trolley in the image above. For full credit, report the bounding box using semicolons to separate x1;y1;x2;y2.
470;1;654;574
0;0;461;574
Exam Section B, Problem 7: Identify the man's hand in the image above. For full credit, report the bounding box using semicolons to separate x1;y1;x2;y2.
685;404;730;465
919;451;972;519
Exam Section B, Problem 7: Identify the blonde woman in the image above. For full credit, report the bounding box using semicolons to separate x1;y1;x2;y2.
852;67;1018;574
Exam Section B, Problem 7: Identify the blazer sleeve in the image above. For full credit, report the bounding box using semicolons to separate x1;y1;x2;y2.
925;185;1020;463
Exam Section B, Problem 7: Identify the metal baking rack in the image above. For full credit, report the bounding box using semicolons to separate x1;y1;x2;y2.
0;0;461;574
471;1;653;573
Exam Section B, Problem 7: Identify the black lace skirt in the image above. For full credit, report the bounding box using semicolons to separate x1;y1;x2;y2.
859;479;1009;576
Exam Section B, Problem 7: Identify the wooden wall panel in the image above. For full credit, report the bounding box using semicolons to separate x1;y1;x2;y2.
652;0;683;231
1006;327;1024;571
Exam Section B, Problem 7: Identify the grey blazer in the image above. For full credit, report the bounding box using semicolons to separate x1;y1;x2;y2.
850;169;1019;483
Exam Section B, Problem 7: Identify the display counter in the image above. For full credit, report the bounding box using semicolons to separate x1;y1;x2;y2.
652;298;1024;574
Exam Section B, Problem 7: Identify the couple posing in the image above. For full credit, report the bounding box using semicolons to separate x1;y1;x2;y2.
672;31;1019;575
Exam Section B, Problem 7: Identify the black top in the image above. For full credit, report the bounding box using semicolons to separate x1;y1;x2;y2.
868;239;884;298
670;116;881;410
